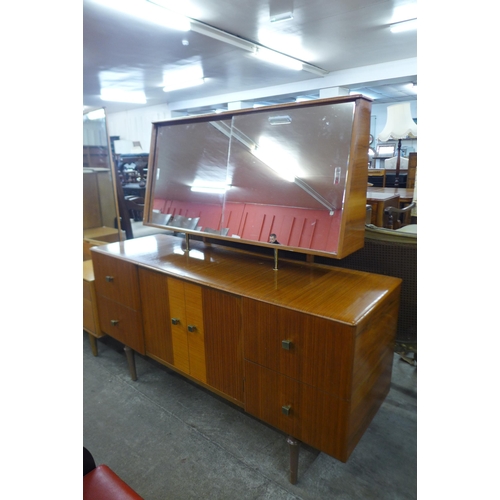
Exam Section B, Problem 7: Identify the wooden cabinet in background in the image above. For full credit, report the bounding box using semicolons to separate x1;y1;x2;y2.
90;235;401;481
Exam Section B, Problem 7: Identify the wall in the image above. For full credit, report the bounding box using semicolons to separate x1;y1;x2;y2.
106;100;417;155
107;103;172;154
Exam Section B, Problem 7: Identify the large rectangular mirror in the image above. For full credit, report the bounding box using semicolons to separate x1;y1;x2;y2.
144;95;371;259
83;108;122;243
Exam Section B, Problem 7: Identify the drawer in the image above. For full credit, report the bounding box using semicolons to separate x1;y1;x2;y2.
244;361;350;461
96;295;145;354
242;299;354;398
92;252;141;310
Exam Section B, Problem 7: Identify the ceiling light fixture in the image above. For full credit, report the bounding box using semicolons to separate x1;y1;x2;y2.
97;0;191;30
100;89;147;104
146;1;329;76
268;115;292;125
189;19;256;52
253;47;303;71
390;18;417;33
163;77;205;92
270;12;293;23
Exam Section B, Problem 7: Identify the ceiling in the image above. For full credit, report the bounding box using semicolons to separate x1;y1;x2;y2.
83;0;417;116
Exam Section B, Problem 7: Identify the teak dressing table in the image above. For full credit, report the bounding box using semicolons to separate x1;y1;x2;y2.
90;96;402;484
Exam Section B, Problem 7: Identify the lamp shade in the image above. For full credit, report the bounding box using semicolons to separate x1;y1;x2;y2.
378;102;417;141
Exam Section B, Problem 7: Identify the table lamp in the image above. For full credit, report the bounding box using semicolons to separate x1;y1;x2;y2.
378;102;417;187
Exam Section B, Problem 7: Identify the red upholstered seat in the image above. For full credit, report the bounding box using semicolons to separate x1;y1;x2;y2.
83;465;143;500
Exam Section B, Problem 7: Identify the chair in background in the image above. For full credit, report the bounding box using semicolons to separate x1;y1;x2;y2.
125;196;144;222
367;168;386;187
385;170;417;231
152;211;172;225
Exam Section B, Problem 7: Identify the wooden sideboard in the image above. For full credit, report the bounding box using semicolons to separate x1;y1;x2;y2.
91;234;401;482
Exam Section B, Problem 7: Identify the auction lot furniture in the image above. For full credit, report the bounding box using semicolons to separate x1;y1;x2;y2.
88;96;403;484
91;235;401;483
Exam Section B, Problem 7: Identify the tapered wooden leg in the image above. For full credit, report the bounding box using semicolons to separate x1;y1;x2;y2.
88;333;98;356
124;346;137;381
287;436;300;484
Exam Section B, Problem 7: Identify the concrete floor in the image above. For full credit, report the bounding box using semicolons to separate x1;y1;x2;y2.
83;333;417;500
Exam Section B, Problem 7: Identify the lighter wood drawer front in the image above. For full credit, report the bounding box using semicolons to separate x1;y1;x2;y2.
92;252;141;310
244;361;348;461
97;296;145;354
242;299;353;397
167;278;206;383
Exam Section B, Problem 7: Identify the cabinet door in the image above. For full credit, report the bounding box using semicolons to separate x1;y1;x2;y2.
242;299;354;398
203;288;243;403
138;268;174;364
167;278;206;383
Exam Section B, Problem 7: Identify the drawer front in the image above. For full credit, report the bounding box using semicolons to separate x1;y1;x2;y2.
242;298;353;398
244;361;349;461
92;252;141;310
97;295;145;354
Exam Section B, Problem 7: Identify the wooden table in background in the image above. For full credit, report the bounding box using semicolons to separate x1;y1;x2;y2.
367;188;414;226
366;192;401;228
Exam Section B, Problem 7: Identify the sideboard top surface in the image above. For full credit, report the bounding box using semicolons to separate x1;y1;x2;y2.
92;234;400;326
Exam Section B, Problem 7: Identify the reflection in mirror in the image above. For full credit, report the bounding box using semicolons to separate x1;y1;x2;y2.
150;119;231;232
225;103;354;253
83;108;122;243
145;96;371;258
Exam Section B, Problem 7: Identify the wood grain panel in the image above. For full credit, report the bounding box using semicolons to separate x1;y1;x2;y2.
138;268;174;364
184;282;206;383
96;296;145;354
244;361;350;461
242;299;354;398
167;278;190;374
92;252;141;310
203;289;243;403
346;286;400;458
244;361;297;436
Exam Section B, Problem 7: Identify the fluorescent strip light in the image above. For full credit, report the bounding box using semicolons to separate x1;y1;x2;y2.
270;12;294;23
86;109;106;120
97;0;191;30
191;181;230;194
100;89;147;103
189;20;256;52
268;115;292;125
253;47;303;71
390;18;417;33
163;78;205;92
301;63;329;77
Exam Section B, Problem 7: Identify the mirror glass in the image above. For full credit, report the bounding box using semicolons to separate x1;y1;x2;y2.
146;97;369;258
83;108;122;242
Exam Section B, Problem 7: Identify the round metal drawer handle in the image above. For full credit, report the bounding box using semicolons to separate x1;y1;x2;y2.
111;319;119;326
187;325;197;332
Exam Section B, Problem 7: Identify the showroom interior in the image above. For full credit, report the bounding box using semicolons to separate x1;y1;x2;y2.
83;1;419;499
